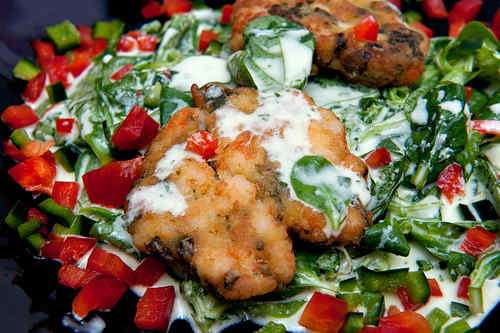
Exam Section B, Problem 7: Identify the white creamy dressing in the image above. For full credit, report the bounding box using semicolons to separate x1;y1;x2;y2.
439;100;463;115
155;143;203;179
483;142;500;171
280;30;313;87
116;50;155;57
488;102;500;115
304;82;373;109
169;56;231;91
411;97;428;125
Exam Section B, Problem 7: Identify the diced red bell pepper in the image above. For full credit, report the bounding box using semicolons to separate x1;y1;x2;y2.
163;0;192;17
449;0;483;24
410;21;434;38
111;63;134;81
422;0;448;19
56;118;75;134
82;157;142;208
72;276;127;319
142;1;164;19
2;140;27;162
220;4;233;25
89;38;108;56
23;71;46;103
87;247;136;285
465;86;473;102
59;236;97;264
127;30;142;39
198;30;219;53
52;181;80;209
137;35;158;52
40;235;64;259
32;40;55;68
492;9;500;40
428;278;443;297
68;50;92;77
359;327;382;333
470;120;500;136
387;0;401;9
379;311;431;333
117;36;138;52
396;287;422;311
353;16;379;42
1;104;39;129
21;140;54;158
186;130;218;160
449;20;466;37
365;147;392;169
8;156;56;194
437;163;464;203
134;257;164;287
27;207;48;224
112;105;159;151
135;286;175;331
46;55;70;87
58;264;101;289
78;25;94;48
457;276;471;299
299;292;348;333
460;226;496;257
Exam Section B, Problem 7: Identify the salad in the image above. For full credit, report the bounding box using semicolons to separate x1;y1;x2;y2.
1;0;499;333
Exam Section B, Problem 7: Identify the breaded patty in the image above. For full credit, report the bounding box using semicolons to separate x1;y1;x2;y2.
129;84;370;299
231;0;429;87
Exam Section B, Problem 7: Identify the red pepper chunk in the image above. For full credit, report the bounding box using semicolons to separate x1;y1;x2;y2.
135;286;175;331
72;276;127;319
460;226;496;257
199;30;219;53
23;71;47;103
21;140;54;158
134;257;165;287
87;248;136;286
78;25;94;48
82;157;142;208
449;20;466;37
410;22;434;38
3;140;27;162
437;163;464;203
58;264;100;289
428;278;443;297
493;9;500;40
449;0;483;24
117;36;138;52
1;104;38;129
52;181;80;209
142;1;164;19
163;0;192;17
46;55;71;87
365;147;392;169
8;156;56;194
40;235;64;259
470;120;500;136
186;130;218;160
457;277;471;300
299;292;348;333
32;40;55;68
27;207;48;224
56;118;75;134
59;236;97;264
112;105;159;150
68;50;92;77
422;0;448;19
220;4;233;25
396;287;422;311
89;38;108;56
379;311;431;333
353;16;379;42
111;63;134;81
137;35;159;52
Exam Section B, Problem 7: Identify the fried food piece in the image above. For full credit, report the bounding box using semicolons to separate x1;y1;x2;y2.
231;0;429;87
129;107;295;300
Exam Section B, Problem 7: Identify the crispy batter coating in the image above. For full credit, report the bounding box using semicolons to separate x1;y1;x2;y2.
231;0;429;87
129;85;370;299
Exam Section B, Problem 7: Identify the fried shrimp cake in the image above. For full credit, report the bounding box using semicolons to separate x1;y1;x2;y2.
128;107;295;300
231;0;429;87
196;84;370;246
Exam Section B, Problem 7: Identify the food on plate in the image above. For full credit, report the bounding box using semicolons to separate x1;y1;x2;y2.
1;1;499;332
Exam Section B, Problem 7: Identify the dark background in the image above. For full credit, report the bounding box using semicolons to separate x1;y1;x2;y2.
0;0;498;332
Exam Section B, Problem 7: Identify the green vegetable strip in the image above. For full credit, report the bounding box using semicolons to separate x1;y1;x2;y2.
469;250;500;313
255;322;287;333
340;312;364;333
38;198;75;226
10;129;31;148
17;220;41;239
4;201;27;229
46;20;81;51
13;59;40;81
426;308;450;333
26;233;45;251
443;319;470;333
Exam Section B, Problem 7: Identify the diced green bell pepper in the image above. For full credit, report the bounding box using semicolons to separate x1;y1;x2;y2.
47;82;67;104
255;322;286;333
341;312;364;333
444;319;470;333
426;307;450;333
4;201;27;229
339;278;359;292
93;20;124;50
38;198;75;226
13;59;40;80
46;20;81;51
10;129;31;148
26;233;45;251
450;302;470;318
17;220;41;239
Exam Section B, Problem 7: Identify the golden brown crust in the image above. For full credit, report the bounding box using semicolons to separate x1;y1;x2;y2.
231;0;428;86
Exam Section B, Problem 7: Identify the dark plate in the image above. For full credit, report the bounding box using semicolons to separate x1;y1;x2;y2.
0;0;498;332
